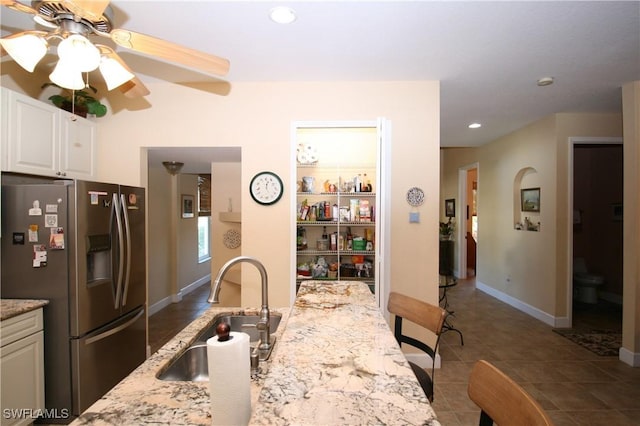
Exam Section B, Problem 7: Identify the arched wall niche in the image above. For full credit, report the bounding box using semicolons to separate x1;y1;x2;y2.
513;167;541;231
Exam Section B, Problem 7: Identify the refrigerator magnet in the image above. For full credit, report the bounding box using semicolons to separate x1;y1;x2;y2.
33;244;47;268
45;214;58;228
28;224;39;242
29;200;42;216
46;204;58;213
49;228;65;250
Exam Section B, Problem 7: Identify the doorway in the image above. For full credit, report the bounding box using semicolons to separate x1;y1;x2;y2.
456;163;479;279
570;138;623;331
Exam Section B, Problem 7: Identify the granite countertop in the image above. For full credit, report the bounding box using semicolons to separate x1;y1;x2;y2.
1;299;49;321
73;281;440;425
252;281;439;425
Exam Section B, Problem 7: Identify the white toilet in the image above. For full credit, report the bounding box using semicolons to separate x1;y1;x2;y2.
573;258;605;304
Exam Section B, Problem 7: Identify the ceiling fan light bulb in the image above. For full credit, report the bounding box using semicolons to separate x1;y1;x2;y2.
49;60;85;90
0;33;48;72
99;56;135;91
58;34;101;72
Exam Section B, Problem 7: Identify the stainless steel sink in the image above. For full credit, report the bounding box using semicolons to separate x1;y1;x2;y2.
195;312;282;343
157;343;209;382
156;312;281;381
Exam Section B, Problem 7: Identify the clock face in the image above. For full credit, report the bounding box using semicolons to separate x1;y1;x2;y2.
250;171;284;205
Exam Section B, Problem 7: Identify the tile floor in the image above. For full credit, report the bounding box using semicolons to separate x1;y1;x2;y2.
148;279;640;425
433;278;640;426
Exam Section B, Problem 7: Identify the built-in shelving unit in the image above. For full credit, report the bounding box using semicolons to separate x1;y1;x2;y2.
294;125;380;295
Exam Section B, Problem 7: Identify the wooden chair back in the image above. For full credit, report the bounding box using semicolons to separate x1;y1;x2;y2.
468;360;554;426
388;292;448;401
388;292;447;335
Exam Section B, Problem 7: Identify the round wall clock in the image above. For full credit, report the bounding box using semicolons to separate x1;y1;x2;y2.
406;187;425;207
250;171;284;205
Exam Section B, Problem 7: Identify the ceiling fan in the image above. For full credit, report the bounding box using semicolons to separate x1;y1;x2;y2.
0;0;230;97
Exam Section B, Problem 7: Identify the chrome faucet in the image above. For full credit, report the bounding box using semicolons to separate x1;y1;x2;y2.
208;256;272;352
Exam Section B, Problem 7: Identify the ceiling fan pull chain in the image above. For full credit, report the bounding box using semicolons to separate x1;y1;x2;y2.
71;89;77;121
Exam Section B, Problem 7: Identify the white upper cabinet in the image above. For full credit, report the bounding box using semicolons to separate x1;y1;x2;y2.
1;87;97;179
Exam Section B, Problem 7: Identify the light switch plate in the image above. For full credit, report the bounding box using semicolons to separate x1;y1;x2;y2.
409;212;420;223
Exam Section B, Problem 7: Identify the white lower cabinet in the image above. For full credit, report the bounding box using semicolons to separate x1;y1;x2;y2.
0;309;45;426
0;87;97;179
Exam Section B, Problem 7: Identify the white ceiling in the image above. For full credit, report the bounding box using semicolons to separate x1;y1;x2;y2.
1;1;639;171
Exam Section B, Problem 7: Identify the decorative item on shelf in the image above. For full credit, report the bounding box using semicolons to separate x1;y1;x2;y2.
296;143;318;164
42;83;107;117
223;229;241;249
440;218;455;241
296;226;307;250
301;176;315;193
406;187;425;207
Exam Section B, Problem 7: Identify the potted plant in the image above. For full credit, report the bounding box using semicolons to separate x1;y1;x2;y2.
41;83;107;118
439;218;455;240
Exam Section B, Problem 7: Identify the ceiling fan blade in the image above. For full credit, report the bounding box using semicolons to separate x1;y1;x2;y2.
1;0;38;15
96;45;150;98
110;29;230;77
118;76;150;99
60;0;110;22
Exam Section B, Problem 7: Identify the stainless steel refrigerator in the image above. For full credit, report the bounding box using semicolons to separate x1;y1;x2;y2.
1;179;146;422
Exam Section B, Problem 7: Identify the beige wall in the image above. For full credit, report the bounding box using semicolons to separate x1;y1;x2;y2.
211;161;242;306
147;165;211;310
444;113;623;318
441;109;640;365
92;81;441;309
178;174;211;291
147;165;172;307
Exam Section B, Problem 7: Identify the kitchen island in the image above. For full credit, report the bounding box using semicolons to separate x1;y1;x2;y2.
73;281;440;425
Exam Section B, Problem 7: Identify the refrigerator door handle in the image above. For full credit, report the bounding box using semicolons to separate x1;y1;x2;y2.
120;193;132;307
84;308;144;345
113;193;125;310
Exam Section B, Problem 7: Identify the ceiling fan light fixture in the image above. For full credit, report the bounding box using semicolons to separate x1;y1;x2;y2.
49;60;85;90
57;34;101;72
0;33;48;72
99;56;135;91
468;122;482;129
162;161;184;175
269;6;296;24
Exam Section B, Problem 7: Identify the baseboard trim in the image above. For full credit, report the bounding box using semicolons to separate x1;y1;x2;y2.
149;275;211;316
475;280;561;327
619;347;640;367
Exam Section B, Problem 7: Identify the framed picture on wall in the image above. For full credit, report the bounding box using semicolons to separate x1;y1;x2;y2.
182;194;195;218
445;198;455;217
521;187;540;212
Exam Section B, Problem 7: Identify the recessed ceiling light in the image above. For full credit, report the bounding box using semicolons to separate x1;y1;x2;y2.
468;123;482;129
269;6;296;24
537;77;554;87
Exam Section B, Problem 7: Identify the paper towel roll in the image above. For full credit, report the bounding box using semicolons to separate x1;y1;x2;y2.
207;331;251;425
